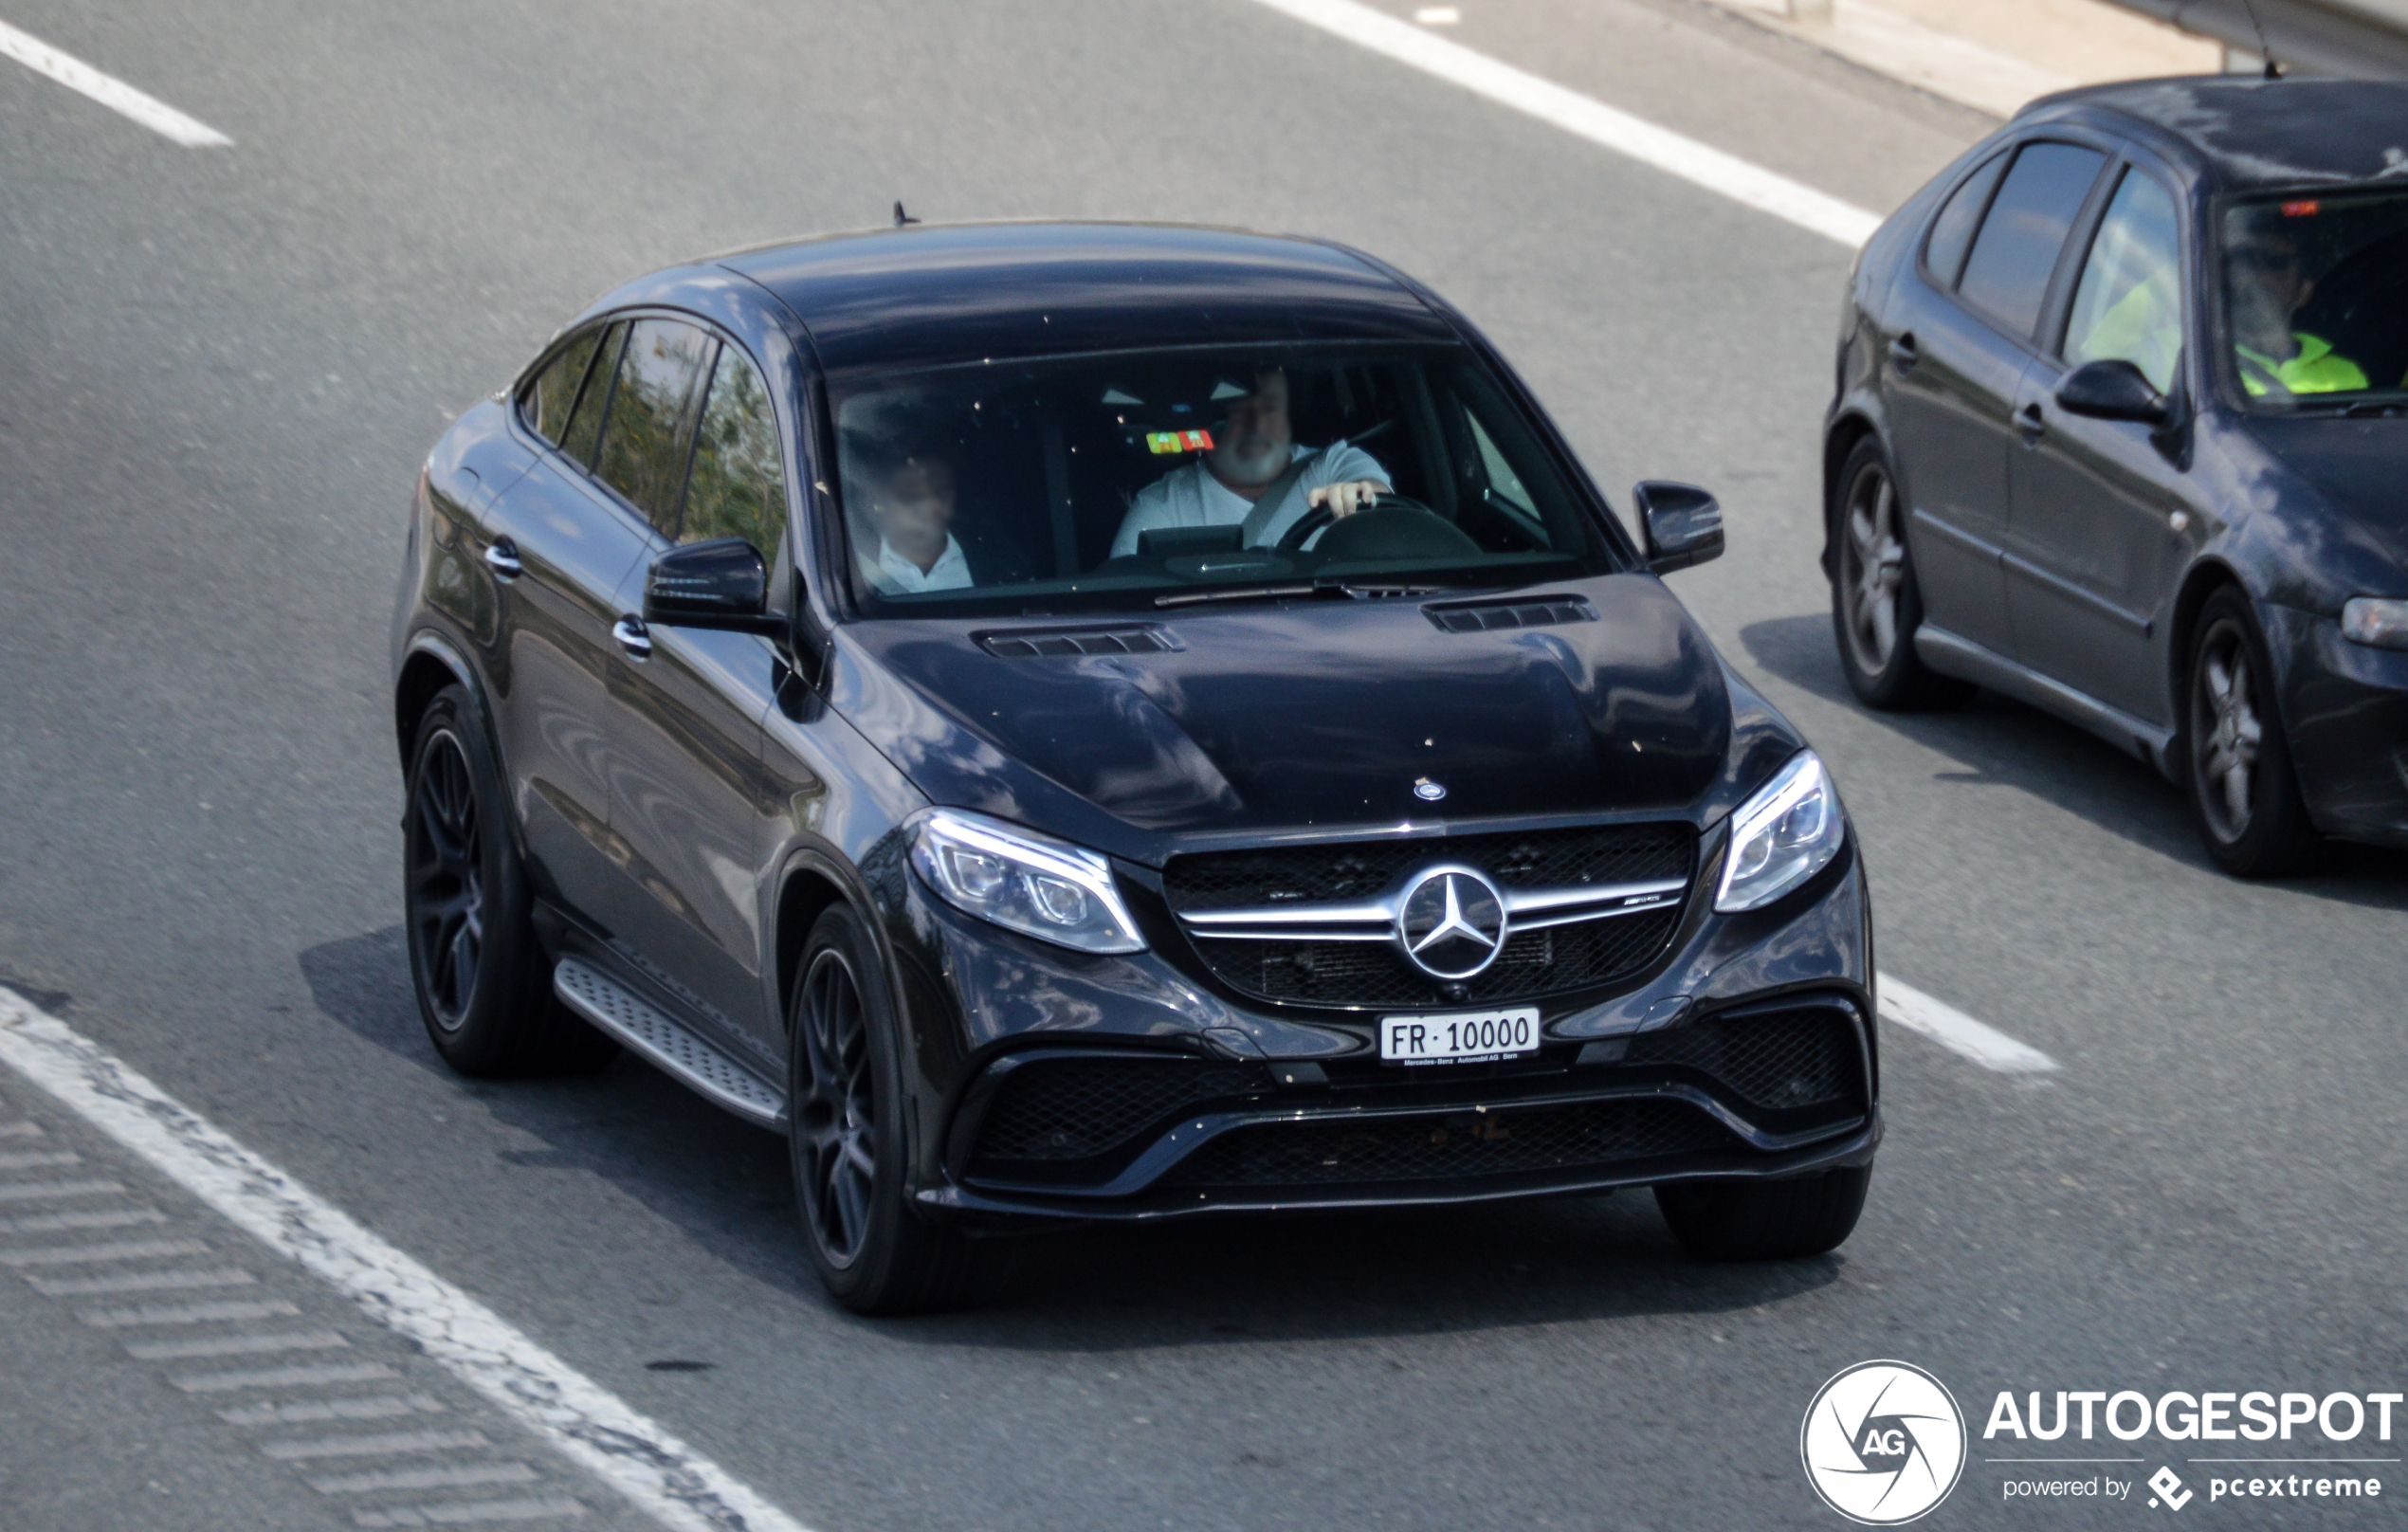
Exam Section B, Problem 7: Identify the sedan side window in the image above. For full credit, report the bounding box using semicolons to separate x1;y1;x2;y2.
559;321;629;468
1958;142;2109;339
520;328;602;446
594;319;717;534
680;344;790;556
2062;168;2182;394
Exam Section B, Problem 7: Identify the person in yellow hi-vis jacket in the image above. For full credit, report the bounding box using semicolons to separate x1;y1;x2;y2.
2225;232;2371;396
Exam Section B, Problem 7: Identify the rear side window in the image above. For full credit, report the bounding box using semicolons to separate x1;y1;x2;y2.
1959;142;2108;338
594;319;717;534
520;329;602;445
1925;153;2008;288
681;345;789;556
559;321;628;467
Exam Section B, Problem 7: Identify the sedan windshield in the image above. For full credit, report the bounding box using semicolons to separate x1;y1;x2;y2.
2222;187;2408;410
828;345;1621;615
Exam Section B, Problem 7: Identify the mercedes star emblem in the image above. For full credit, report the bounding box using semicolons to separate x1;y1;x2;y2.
1396;866;1508;979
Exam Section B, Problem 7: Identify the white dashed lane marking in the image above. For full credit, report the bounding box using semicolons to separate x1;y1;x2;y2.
312;1464;543;1496
1243;0;1882;246
219;1395;449;1427
125;1329;352;1361
0;1149;81;1170
0;1206;164;1234
0;1236;210;1267
0;1176;125;1202
0;987;814;1532
80;1297;302;1327
1877;973;2061;1073
0;16;233;146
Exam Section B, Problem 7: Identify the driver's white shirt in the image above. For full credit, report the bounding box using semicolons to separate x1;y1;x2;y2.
1108;441;1388;559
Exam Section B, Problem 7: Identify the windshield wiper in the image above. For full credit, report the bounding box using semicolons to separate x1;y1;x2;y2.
1153;578;1444;610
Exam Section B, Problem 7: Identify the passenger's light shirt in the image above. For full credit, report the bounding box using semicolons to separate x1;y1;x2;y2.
865;534;973;593
1109;442;1389;558
2237;333;2369;396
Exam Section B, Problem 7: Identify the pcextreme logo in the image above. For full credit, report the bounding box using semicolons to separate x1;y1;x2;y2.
1802;1360;1970;1524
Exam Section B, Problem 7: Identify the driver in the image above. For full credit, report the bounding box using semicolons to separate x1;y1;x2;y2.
1109;367;1390;557
2228;232;2368;396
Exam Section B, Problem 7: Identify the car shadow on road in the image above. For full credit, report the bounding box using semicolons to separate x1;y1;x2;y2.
1739;613;2408;911
300;926;1847;1339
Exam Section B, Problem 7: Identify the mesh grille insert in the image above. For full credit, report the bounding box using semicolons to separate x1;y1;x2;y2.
970;1056;1272;1164
1625;1005;1860;1111
1163;1098;1728;1187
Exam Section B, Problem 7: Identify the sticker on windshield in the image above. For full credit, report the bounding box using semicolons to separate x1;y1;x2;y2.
1146;429;1214;454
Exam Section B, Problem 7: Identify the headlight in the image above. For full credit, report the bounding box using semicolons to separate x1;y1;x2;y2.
2342;597;2408;650
1714;751;1849;913
907;809;1145;955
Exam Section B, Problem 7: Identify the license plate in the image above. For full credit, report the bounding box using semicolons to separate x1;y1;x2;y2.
1379;1008;1541;1067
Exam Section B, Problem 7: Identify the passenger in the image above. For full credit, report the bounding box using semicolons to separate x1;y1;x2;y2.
1109;367;1390;558
856;448;974;593
2228;233;2368;396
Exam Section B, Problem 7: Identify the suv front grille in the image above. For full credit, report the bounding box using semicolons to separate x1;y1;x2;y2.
1162;823;1694;1010
1161;1097;1729;1187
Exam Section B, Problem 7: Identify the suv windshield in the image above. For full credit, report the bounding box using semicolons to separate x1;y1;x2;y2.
828;345;1621;615
2222;187;2408;410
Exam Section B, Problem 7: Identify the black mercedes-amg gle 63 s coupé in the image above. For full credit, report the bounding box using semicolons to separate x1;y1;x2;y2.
392;222;1877;1312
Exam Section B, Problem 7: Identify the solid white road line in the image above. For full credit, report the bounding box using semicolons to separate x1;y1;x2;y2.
0;17;232;147
1241;0;1882;247
0;989;814;1532
1877;973;2060;1073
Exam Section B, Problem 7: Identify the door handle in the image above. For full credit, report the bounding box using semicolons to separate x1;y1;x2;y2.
612;616;653;661
483;538;522;580
1888;333;1919;372
2015;401;2046;445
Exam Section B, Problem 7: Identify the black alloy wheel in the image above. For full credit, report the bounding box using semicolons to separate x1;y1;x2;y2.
2185;588;2316;876
403;684;618;1076
787;904;967;1315
1655;1165;1870;1261
1829;437;1971;711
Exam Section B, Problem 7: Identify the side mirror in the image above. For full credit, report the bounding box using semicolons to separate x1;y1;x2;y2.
643;538;787;637
1633;482;1724;574
2056;358;2170;425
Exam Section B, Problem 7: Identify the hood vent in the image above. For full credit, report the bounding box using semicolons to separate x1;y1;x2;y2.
977;625;1183;659
1423;595;1599;633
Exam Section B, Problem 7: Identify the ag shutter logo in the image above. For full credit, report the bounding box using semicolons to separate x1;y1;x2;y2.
1802;1360;1969;1523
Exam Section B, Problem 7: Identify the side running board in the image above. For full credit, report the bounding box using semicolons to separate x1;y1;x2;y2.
553;958;788;1131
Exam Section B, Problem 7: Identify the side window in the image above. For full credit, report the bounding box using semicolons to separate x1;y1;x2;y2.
2062;168;2183;394
559;321;628;467
593;319;716;535
1925;152;2009;289
1958;142;2109;338
680;344;790;556
520;329;602;445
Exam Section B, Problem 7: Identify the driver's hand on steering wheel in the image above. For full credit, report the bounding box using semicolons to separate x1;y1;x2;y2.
1305;479;1387;519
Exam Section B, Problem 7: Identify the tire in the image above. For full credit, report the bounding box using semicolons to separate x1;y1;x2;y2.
788;904;968;1316
2185;587;2318;876
403;685;618;1077
1830;437;1974;711
1655;1165;1870;1260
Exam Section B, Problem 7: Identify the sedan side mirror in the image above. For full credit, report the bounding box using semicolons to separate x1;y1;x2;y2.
1633;482;1724;574
644;538;788;637
2056;358;2170;425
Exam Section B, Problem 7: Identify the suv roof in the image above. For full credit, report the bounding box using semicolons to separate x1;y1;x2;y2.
2024;75;2408;192
717;221;1459;374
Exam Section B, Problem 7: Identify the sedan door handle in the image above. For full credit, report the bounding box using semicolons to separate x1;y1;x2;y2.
2015;401;2046;444
1888;333;1919;372
612;616;653;661
483;538;523;580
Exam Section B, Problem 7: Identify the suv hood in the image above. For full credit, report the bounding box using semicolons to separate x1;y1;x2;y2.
828;574;1798;865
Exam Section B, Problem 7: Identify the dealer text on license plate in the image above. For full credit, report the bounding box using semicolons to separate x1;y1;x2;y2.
1379;1008;1541;1066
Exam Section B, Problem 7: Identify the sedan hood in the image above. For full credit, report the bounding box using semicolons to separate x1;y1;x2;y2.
829;574;1799;864
2247;413;2408;577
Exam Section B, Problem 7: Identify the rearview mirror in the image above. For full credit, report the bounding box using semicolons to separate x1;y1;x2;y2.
644;538;787;637
2056;358;2170;425
1633;482;1724;574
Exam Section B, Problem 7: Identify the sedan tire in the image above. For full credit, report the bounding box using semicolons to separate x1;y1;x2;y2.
1830;437;1973;711
2185;588;2317;876
1655;1165;1869;1260
789;904;969;1315
403;685;619;1076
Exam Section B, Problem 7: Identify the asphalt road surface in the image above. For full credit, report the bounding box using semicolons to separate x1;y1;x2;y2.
4;1;2405;1528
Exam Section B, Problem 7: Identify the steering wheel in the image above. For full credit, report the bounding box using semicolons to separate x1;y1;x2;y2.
1274;490;1438;553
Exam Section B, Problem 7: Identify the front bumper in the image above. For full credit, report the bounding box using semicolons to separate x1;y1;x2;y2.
895;837;1875;1225
2269;606;2408;848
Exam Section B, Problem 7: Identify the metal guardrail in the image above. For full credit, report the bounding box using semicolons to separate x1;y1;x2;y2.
2109;0;2408;78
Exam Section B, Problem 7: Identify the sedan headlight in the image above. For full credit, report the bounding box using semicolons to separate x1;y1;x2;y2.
2342;597;2408;650
1714;751;1849;913
907;809;1145;955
